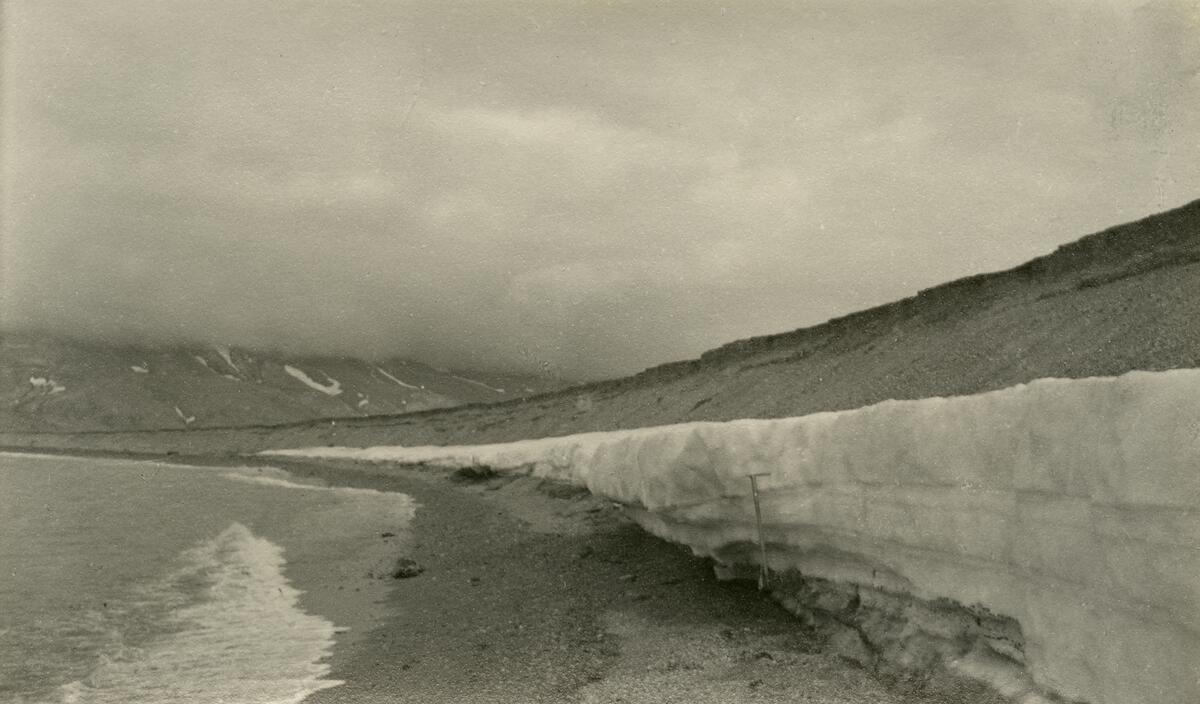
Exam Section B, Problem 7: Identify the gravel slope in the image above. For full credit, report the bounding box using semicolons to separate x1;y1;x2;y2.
278;458;1007;704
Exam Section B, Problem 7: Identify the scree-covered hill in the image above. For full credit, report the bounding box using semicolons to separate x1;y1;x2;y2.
0;335;562;432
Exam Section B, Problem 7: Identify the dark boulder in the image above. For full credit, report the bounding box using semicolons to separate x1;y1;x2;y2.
392;558;425;579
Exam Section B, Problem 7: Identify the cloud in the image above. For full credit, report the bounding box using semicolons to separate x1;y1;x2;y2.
3;0;1198;379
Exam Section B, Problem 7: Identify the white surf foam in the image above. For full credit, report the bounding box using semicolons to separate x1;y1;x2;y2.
58;523;343;704
221;468;417;525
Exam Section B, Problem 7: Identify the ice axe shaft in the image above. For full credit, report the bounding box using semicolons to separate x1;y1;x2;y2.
747;473;771;589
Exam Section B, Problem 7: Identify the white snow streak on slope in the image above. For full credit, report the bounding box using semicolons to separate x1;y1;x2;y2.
29;376;66;393
450;374;504;393
215;345;240;374
195;355;239;381
283;365;342;396
131;365;149;373
173;405;196;424
268;369;1200;704
375;367;419;389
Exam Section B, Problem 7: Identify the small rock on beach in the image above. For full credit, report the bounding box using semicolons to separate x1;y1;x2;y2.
392;558;425;579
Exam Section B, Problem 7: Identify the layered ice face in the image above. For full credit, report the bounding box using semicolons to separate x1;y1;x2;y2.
271;368;1200;704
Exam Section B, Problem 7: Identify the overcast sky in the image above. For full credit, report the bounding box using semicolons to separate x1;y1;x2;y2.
3;1;1198;379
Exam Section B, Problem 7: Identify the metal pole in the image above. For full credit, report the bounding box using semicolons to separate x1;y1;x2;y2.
747;473;771;590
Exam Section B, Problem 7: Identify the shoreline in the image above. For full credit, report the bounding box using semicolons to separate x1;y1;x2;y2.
271;457;1008;704
4;447;1008;702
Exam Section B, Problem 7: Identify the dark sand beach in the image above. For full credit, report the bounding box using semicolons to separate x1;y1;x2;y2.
269;457;1006;704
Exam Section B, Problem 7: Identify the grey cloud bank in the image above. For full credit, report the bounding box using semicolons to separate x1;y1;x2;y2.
3;1;1198;379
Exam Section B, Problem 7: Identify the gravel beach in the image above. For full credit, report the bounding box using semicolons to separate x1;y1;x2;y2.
275;458;1006;704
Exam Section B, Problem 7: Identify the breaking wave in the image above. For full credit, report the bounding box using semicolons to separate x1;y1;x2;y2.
56;523;342;704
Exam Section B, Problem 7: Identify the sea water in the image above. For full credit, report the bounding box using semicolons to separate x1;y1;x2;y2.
0;453;415;703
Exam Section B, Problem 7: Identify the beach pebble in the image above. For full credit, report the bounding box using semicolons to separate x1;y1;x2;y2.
392;558;425;579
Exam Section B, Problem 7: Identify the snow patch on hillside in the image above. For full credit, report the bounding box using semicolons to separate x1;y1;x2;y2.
375;366;419;389
173;405;196;424
283;365;342;396
451;373;504;393
215;345;240;374
268;369;1200;704
131;364;149;373
29;376;67;393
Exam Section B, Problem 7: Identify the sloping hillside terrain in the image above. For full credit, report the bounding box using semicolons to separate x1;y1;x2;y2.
0;335;562;432
4;197;1198;453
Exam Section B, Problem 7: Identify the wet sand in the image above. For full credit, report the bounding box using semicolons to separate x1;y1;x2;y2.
274;458;1006;704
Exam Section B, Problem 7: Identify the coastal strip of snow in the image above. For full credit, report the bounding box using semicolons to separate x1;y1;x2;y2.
283;365;342;396
450;373;505;394
375;366;419;389
266;369;1200;704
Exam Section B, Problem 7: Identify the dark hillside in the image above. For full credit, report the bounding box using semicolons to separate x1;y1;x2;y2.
4;198;1198;455
0;336;562;432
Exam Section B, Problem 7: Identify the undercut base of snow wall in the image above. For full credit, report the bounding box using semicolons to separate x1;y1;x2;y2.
269;369;1200;704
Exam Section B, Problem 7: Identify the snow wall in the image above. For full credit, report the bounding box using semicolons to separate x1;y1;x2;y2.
267;369;1200;704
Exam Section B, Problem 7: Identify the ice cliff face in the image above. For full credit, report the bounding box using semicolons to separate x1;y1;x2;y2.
268;369;1200;704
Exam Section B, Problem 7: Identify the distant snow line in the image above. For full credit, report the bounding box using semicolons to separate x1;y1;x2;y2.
283;365;342;396
267;369;1200;704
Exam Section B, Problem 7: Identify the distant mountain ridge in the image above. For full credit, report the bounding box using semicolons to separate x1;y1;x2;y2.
0;334;563;432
